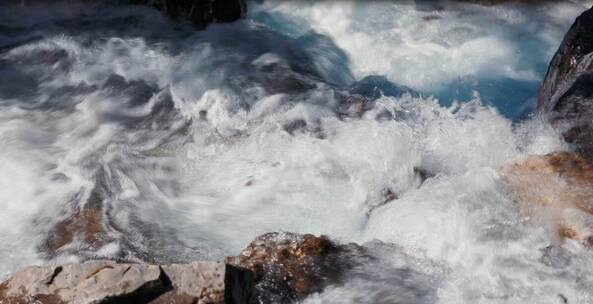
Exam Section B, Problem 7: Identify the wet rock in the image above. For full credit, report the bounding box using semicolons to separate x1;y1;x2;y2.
540;245;572;268
4;233;382;303
39;187;115;260
0;260;236;304
349;75;418;100
499;151;593;244
365;188;399;217
225;232;367;303
132;0;246;28
537;7;593;160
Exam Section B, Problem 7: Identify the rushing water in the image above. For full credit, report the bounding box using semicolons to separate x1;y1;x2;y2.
1;0;593;303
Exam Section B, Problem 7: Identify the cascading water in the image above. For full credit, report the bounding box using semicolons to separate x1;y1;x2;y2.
1;0;593;303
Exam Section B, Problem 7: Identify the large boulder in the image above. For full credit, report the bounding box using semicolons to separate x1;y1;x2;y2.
537;6;593;160
226;232;367;303
0;260;251;304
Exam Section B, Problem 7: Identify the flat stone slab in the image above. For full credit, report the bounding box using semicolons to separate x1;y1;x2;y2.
0;260;233;304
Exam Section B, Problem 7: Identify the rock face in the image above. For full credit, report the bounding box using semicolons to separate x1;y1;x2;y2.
0;260;252;304
226;232;366;303
1;233;365;304
537;6;593;160
500;151;593;245
132;0;246;27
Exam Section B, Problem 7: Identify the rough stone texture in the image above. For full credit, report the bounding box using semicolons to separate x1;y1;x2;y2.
0;261;166;304
500;151;593;245
537;6;593;161
0;261;231;304
132;0;246;27
226;232;366;303
1;232;371;303
160;261;225;303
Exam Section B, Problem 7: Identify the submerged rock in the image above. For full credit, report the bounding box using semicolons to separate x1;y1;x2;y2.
226;232;368;303
499;151;593;245
537;6;593;160
39;187;114;260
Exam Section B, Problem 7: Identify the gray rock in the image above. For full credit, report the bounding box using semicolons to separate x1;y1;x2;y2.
0;260;234;304
538;6;593;112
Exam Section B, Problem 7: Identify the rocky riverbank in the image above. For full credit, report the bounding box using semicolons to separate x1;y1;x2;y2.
0;232;371;304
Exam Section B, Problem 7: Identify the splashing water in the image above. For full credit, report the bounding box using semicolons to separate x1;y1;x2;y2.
1;1;593;303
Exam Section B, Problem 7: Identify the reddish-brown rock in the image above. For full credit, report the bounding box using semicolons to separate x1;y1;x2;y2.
226;232;366;303
500;151;593;245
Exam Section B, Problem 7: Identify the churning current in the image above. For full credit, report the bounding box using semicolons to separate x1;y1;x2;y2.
1;0;593;303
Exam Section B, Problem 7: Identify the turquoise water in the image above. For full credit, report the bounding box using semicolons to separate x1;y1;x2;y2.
249;1;589;120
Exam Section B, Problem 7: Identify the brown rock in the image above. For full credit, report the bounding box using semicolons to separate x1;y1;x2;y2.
226;232;366;303
499;151;593;244
39;187;116;260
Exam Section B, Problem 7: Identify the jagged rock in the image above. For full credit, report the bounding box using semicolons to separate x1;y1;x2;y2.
0;260;238;304
132;0;246;27
226;232;367;303
537;6;593;160
499;151;593;245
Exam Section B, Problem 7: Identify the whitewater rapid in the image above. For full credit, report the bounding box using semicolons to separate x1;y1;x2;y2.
1;1;593;303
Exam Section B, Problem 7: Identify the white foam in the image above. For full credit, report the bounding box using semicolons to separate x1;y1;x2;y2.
250;1;589;91
0;2;592;302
